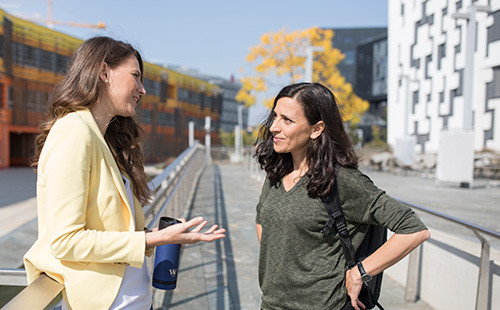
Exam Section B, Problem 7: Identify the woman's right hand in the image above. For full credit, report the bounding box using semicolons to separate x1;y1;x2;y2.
145;217;225;248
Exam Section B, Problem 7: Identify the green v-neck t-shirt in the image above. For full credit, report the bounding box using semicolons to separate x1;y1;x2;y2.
255;167;427;310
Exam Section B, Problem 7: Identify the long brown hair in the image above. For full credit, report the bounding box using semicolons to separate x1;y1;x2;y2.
255;83;358;198
33;36;151;205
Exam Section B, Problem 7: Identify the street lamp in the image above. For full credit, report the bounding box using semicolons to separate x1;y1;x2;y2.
394;74;419;165
452;5;491;130
436;5;491;190
453;6;492;307
304;46;324;83
204;116;211;162
232;105;244;163
398;74;419;136
237;104;244;157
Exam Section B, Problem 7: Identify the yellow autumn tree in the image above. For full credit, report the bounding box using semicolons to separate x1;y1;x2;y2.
237;27;369;124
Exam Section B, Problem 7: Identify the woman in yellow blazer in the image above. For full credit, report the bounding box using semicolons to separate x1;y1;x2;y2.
24;36;225;310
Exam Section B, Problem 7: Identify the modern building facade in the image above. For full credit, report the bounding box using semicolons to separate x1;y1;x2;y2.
329;27;387;91
0;9;222;168
387;0;500;153
169;67;248;134
210;77;248;134
356;33;388;141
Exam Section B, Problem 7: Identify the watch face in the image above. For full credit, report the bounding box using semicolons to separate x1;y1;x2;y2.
361;274;372;282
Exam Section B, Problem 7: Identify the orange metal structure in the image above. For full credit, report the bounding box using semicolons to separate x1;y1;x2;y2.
0;9;221;168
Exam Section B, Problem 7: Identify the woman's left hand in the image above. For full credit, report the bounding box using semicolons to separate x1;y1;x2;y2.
345;267;366;310
145;217;225;248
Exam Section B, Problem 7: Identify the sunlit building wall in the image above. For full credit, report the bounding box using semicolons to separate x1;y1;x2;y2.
388;0;500;153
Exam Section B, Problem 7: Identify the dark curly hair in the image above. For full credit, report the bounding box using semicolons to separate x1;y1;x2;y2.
32;36;151;205
255;82;358;197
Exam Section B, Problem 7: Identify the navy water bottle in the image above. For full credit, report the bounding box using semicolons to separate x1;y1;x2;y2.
152;216;182;290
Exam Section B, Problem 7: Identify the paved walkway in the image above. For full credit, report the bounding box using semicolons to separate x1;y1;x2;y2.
156;164;262;309
0;168;37;239
0;168;38;268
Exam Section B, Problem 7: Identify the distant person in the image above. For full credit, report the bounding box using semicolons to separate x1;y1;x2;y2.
24;36;225;310
254;82;430;310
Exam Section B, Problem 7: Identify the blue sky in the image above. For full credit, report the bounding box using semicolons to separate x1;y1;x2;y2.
6;0;388;124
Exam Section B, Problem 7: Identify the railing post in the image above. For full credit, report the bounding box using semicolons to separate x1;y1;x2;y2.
474;231;490;310
405;245;422;302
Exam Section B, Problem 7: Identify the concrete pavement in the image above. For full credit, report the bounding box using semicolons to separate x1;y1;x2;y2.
0;167;37;239
157;164;262;309
0;168;38;268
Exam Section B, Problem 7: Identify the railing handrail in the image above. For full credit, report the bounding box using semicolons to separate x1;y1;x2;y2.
395;198;498;310
397;198;500;239
1;273;63;310
147;146;202;227
149;143;200;191
143;142;203;220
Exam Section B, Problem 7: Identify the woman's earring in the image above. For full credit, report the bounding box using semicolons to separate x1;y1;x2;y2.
105;79;108;83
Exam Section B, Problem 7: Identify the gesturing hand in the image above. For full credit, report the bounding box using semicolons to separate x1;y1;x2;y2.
146;217;226;248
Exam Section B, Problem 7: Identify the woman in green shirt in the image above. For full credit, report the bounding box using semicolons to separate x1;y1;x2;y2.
255;82;430;309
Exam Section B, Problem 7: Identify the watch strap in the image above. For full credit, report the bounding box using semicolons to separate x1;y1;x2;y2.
357;261;372;282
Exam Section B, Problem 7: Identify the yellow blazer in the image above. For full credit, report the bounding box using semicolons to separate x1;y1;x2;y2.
24;109;152;310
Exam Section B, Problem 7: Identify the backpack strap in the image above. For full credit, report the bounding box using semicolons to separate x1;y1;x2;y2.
320;165;357;269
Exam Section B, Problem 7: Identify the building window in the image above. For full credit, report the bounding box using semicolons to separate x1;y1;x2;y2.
158;111;174;126
178;88;188;102
343;50;355;65
425;54;432;78
8;87;13;109
488;10;500;43
141;109;152;124
13;43;39;67
144;79;160;97
56;54;69;73
40;49;55;71
438;43;446;70
412;90;419;114
487;66;500;99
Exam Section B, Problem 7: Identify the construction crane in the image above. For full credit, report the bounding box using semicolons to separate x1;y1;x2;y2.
46;0;105;29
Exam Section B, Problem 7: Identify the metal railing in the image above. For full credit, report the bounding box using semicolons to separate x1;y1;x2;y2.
0;142;207;309
399;199;500;310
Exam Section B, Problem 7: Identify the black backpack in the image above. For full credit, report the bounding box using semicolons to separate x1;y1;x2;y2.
320;166;387;310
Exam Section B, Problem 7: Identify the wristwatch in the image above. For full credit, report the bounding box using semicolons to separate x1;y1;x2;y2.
357;262;372;283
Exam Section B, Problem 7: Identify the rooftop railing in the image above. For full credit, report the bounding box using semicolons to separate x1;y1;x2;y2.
0;142;206;309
